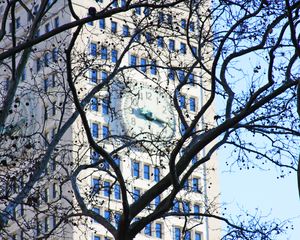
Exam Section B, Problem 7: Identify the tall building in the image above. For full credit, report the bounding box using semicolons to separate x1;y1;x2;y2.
0;1;220;240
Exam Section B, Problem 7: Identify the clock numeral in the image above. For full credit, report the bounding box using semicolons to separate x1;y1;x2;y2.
162;105;167;114
131;98;138;106
131;117;136;125
146;92;152;100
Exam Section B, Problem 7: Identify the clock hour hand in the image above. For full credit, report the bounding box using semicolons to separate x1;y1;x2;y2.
138;108;166;125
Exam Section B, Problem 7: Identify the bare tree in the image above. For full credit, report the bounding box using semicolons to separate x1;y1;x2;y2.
0;0;299;239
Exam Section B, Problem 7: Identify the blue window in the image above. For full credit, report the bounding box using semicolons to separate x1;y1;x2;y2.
195;232;202;240
122;25;129;36
190;21;195;32
183;179;189;190
101;46;108;60
178;70;185;82
155;223;162;238
21;68;26;81
154;195;160;207
183;201;190;213
192;178;199;192
130;55;137;66
154;167;160;182
134;31;141;42
194;204;200;219
111;21;117;33
179;95;186;109
114;213;121;227
102;98;109;114
174;227;181;240
133;188;140;201
54;17;59;28
190;97;196;112
44;78;48;92
157;36;164;48
114;184;121;200
184;231;191;240
180;43;186;54
144;223;151;236
52;48;58;62
144;7;150;16
112;49;118;63
36;58;41;72
180;123;186;135
169;39;175;51
150;60;157;75
104;210;110;221
101;71;107;81
168;69;175;80
192;155;197;165
93;207;100;215
144;164;150;180
44;52;50;66
91;97;98;111
92;178;100;194
90;69;97;83
132;162;140;177
112;0;118;7
121;0;126;7
173;200;179;212
135;7;141;15
167;14;172;24
94;236;100;240
91;123;99;138
90;43;97;56
45;23;50;33
192;46;197;56
145;32;152;43
158;12;164;23
103;181;110;197
181;19;186;29
102;160;109;170
140;58;147;72
91;151;100;163
102;125;109;138
113;156;121;166
188;73;194;85
99;19;105;29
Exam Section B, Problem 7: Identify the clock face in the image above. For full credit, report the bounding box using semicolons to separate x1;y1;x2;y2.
120;85;176;141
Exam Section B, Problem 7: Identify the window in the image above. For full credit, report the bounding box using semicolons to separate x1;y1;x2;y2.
145;32;152;43
114;184;121;200
52;183;57;199
94;236;101;240
112;0;118;7
144;7;150;16
102;125;109;138
16;17;20;29
133;188;140;201
158;12;164;23
45;23;50;33
90;69;97;83
91;123;99;138
90;97;98;111
101;71;107;81
180;123;186;135
52;48;58;62
192;155;197;165
144;164;150;180
183;201;190;213
157;36;164;48
167;14;173;24
130;55;137;66
44;78;49;92
178;70;185;82
92;178;100;194
194;204;200;219
195;232;202;240
132;161;140;178
192;178;199;192
179;95;186;109
36;58;41;72
174;227;181;240
140;58;147;72
112;49;118;63
154;195;160;207
154;223;162;238
190;97;196;112
122;25;129;36
180;42;186;54
168;69;175;80
21;68;26;81
91;151;100;164
93;207;100;223
190;21;195;32
144;223;151;236
173;200;179;212
99;19;105;29
44;52;50;66
104;210;110;221
188;73;194;85
54;17;59;28
102;98;109;114
114;213;121;227
90;43;97;56
169;39;175;51
192;46;197;56
44;106;48;120
135;7;141;15
121;0;126;7
183;179;189;190
134;31;140;42
101;46;108;60
111;21;117;33
150;60;157;75
103;181;110;197
181;19;186;29
114;156;121;166
154;167;160;182
184;231;191;240
52;102;56;116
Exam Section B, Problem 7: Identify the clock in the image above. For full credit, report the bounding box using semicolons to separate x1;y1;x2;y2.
120;84;176;141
